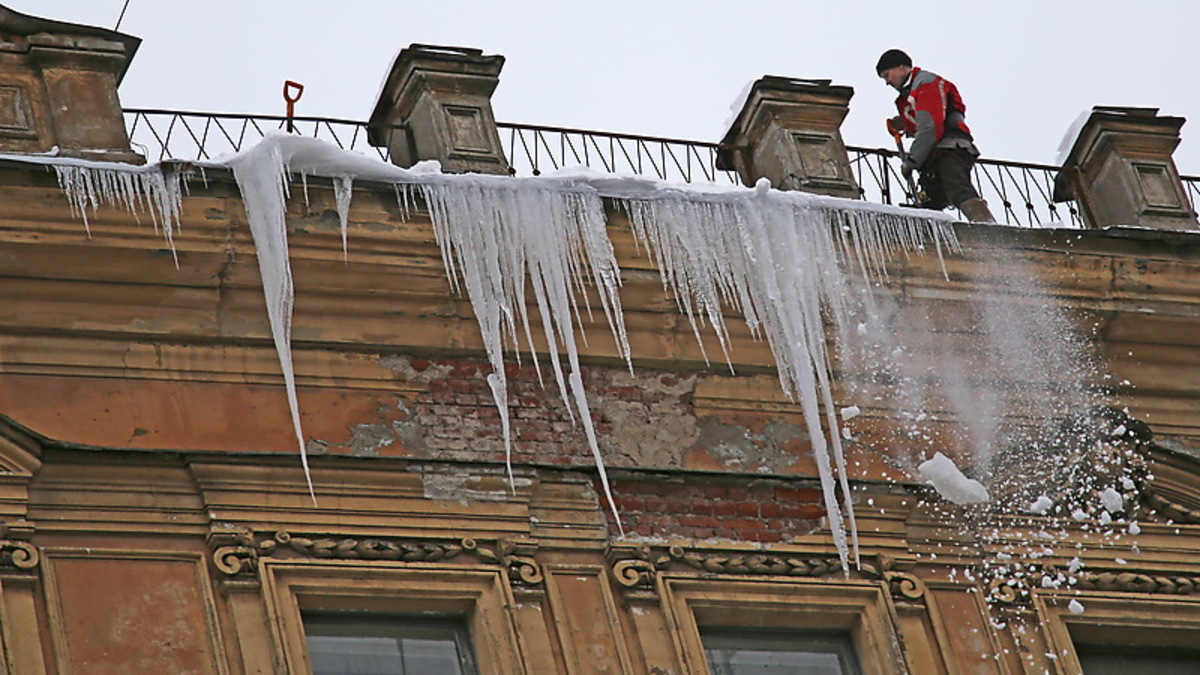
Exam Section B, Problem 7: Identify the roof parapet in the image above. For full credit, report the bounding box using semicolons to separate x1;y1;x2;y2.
718;76;859;199
367;43;510;175
1054;106;1197;231
0;3;142;163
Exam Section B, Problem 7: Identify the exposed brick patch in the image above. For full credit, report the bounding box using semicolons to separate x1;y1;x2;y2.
386;356;701;470
599;475;824;543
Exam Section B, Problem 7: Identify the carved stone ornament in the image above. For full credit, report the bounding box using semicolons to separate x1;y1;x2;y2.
668;546;844;577
211;530;543;587
1144;491;1200;525
0;540;39;571
607;543;897;602
607;544;671;600
987;577;1030;606
0;521;40;572
986;563;1200;606
859;554;925;602
1071;569;1200;595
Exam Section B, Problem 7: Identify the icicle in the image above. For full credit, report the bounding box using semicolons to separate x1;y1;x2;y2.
333;175;353;260
227;141;318;505
417;179;630;531
618;186;956;572
43;134;961;562
52;163;186;266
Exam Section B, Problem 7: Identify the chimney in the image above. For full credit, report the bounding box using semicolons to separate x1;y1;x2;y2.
718;77;859;199
367;44;510;175
0;4;141;163
1054;106;1197;231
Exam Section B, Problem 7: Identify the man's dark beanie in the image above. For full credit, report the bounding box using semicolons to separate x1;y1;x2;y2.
876;49;912;75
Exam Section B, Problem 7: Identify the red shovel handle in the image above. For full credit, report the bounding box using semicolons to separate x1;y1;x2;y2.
284;80;305;105
283;81;304;131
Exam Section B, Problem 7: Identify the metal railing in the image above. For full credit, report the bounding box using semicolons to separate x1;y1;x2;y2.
848;145;1084;228
496;122;737;185
124;109;388;163
124;108;1088;227
1183;175;1200;213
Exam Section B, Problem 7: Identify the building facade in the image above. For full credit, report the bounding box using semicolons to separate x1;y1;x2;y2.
0;6;1198;675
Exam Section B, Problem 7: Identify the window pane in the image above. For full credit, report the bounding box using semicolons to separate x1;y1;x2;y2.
1077;646;1200;675
303;612;477;675
702;627;861;675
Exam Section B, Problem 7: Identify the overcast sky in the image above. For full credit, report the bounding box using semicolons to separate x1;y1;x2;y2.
18;1;1200;173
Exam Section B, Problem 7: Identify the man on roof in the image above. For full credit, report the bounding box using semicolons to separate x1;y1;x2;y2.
876;49;997;223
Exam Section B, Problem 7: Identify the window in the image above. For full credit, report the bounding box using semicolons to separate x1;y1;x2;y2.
260;562;526;673
1075;644;1200;675
303;612;478;675
1037;594;1200;673
702;627;862;675
661;577;907;675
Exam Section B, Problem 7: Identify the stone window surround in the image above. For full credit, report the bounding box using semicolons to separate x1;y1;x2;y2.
260;560;526;674
662;576;908;675
1036;592;1200;672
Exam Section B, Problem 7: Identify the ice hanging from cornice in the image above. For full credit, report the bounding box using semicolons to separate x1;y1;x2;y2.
42;135;960;572
410;178;632;532
615;179;960;571
53;162;186;265
226;139;317;504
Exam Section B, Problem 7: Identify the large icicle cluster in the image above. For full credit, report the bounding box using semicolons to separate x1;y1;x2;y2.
411;178;631;531
616;180;958;570
53;161;186;263
42;134;961;571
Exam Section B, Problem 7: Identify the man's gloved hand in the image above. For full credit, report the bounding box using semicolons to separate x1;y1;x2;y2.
901;158;918;173
888;116;905;134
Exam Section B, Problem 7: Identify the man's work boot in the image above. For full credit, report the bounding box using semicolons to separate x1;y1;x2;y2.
960;197;997;224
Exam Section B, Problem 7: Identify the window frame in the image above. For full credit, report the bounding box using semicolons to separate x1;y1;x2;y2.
302;610;480;675
661;576;909;675
1035;591;1200;673
700;625;863;674
260;559;528;675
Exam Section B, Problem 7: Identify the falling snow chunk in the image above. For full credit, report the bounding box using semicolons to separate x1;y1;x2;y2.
1110;424;1127;437
1071;509;1088;521
1128;521;1141;535
1029;495;1054;514
840;405;861;420
1068;599;1085;615
917;452;990;505
1099;487;1124;513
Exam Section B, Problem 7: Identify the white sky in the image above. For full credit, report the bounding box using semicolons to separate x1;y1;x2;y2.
17;0;1200;173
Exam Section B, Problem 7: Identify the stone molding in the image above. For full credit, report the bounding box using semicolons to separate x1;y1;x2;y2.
606;543;921;602
209;529;542;588
989;563;1200;608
